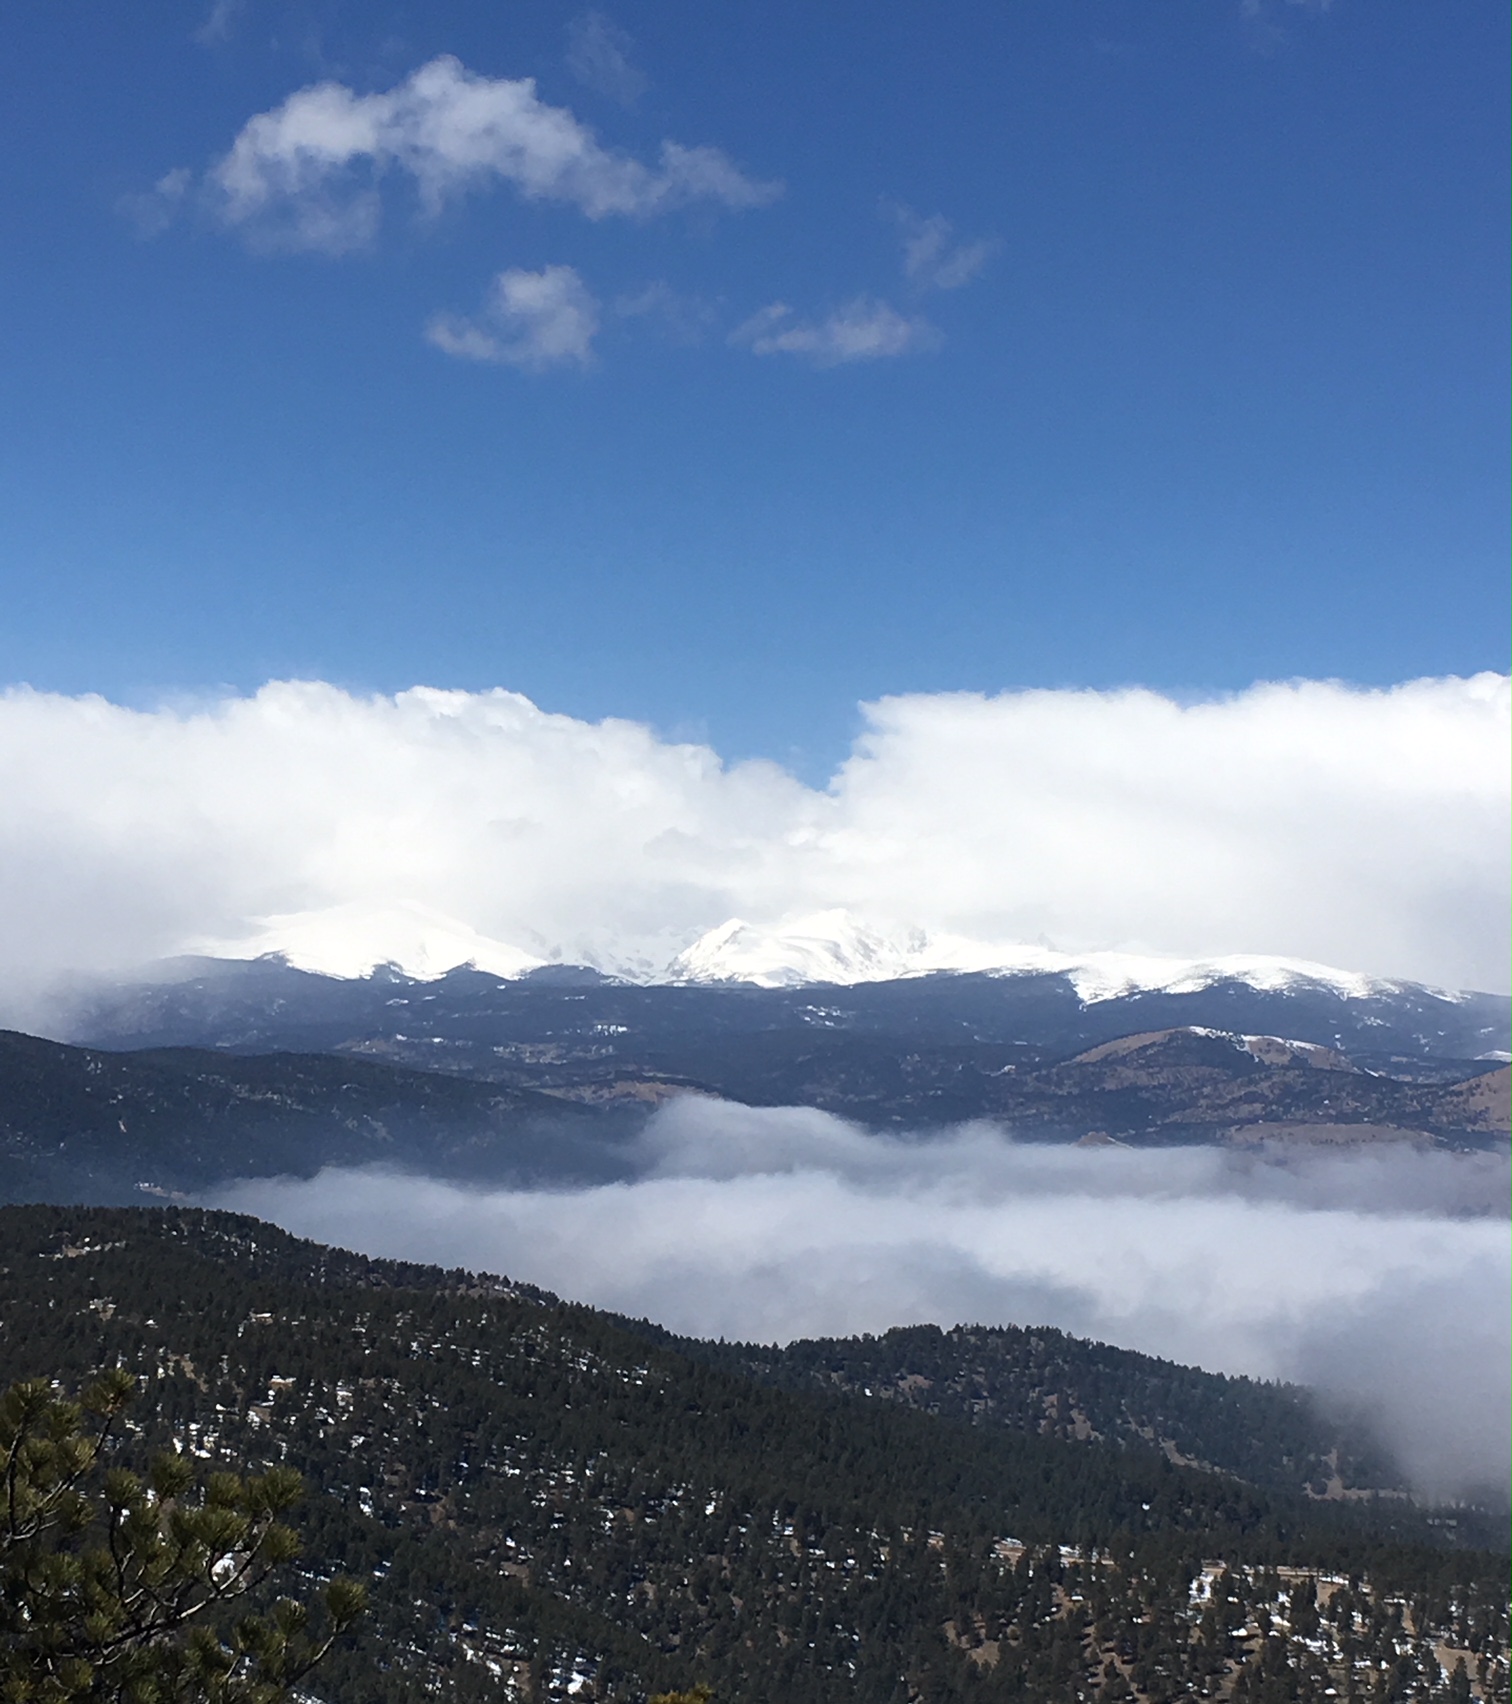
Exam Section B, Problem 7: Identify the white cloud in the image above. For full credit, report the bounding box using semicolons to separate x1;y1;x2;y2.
192;0;243;46
893;205;997;292
202;54;779;252
566;11;649;108
0;673;1505;1009
0;680;810;998
214;1101;1511;1498
427;265;599;370
731;297;940;365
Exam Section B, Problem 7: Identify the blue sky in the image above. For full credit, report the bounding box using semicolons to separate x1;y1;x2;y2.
1;0;1506;774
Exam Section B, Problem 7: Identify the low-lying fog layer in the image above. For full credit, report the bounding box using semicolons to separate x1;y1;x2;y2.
213;1099;1511;1501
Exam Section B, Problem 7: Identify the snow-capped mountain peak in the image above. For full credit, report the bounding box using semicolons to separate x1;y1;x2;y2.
665;911;1396;1003
665;911;929;988
183;900;1419;1005
187;901;544;982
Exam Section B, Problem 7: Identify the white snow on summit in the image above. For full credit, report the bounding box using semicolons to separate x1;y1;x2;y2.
188;901;544;982
665;910;1394;1003
183;900;1413;1003
666;912;940;988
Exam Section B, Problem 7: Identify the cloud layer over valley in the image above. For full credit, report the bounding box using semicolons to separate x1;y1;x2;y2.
0;672;1506;1013
215;1099;1512;1502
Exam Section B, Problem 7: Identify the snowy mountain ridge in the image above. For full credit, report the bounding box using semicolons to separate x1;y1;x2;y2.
184;902;1439;1005
661;911;1398;1003
189;901;545;984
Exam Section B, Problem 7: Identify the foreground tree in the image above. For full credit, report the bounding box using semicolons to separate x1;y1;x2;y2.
1;1369;364;1703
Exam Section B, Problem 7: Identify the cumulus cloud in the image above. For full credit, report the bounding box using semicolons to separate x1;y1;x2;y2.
0;673;1505;1009
731;297;940;365
213;1099;1511;1499
427;265;599;369
0;680;807;1000
566;11;649;108
198;54;779;252
892;205;997;292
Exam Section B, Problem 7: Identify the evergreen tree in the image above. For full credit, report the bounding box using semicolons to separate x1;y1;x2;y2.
0;1371;365;1702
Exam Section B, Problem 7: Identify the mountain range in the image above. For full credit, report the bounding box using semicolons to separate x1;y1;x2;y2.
0;937;1501;1210
182;901;1488;1003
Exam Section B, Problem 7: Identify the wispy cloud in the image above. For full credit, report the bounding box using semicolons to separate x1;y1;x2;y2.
192;0;244;46
118;168;193;239
179;54;779;253
427;265;600;370
566;10;649;108
613;281;717;344
892;205;998;292
1240;0;1335;53
728;204;988;369
731;297;939;365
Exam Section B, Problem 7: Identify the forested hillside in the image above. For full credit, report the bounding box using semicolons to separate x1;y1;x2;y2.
660;1322;1406;1502
0;1205;1503;1702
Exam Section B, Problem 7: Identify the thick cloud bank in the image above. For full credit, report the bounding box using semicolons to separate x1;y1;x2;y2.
0;673;1506;1010
214;1100;1511;1500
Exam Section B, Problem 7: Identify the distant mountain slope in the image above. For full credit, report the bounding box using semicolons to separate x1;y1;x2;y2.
1;1017;1504;1208
71;950;1511;1063
0;1205;1504;1704
42;951;1512;1148
960;1026;1510;1146
0;1029;626;1203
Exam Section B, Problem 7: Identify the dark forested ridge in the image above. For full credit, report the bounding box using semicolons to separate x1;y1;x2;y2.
0;1204;1504;1703
0;1028;632;1204
650;1322;1409;1505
